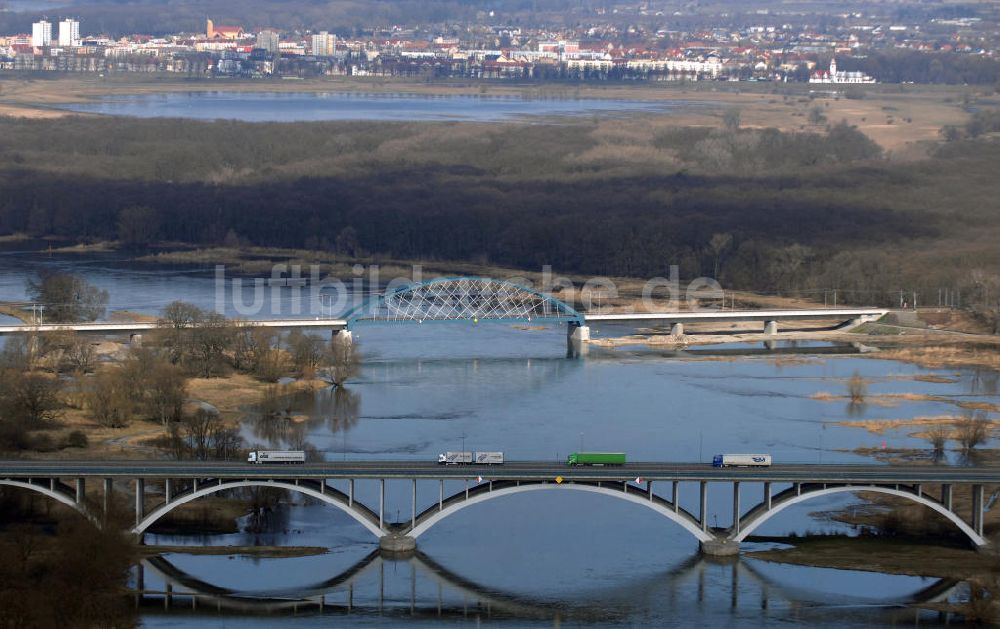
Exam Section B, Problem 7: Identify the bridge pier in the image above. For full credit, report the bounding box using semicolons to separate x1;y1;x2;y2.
700;539;740;557
103;478;113;518
732;481;741;535
135;479;145;527
972;484;984;537
699;481;708;531
567;322;590;343
129;333;143;347
332;329;353;347
379;534;416;554
671;323;684;338
764;320;778;335
567;322;590;357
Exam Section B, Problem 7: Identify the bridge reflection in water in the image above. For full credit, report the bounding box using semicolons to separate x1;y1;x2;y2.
134;550;961;625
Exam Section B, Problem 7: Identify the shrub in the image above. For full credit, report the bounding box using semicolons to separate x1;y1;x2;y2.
65;430;88;449
847;372;867;403
30;433;56;452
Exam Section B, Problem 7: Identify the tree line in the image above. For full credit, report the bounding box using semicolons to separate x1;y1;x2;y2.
1;274;359;457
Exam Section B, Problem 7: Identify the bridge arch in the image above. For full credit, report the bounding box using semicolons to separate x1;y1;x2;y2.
343;276;584;330
408;482;714;543
133;480;383;538
0;479;93;523
733;485;987;546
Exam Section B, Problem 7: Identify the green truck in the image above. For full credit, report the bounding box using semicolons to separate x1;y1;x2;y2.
566;452;626;466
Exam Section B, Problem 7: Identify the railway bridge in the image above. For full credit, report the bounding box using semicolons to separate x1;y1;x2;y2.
0;276;887;347
1;460;994;556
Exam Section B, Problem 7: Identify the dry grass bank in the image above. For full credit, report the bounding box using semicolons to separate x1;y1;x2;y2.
873;345;1000;371
747;537;1000;584
837;415;1000;436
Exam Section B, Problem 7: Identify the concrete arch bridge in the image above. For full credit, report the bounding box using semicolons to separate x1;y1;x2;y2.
1;461;993;557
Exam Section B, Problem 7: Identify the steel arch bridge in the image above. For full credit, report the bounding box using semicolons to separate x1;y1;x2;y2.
342;277;584;330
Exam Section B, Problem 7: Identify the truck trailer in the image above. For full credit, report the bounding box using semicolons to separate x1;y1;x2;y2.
566;452;626;466
474;451;504;465
247;450;306;464
712;454;772;468
438;451;474;465
437;452;505;465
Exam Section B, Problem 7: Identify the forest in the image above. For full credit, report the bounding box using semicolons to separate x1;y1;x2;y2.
0;112;998;304
838;51;1000;86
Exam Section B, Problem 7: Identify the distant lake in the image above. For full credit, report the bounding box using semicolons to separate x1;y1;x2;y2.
60;91;689;122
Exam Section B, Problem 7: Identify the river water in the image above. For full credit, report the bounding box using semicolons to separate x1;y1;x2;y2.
59;91;689;122
1;249;995;626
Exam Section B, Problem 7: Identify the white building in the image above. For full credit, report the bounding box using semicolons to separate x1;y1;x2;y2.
32;20;52;47
58;19;80;47
310;31;336;56
809;58;876;84
256;30;280;54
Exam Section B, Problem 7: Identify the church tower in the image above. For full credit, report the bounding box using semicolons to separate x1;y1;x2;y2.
829;57;837;77
206;18;215;39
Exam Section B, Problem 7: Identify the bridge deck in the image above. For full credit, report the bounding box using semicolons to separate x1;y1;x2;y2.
1;461;996;483
0;308;887;335
0;319;349;335
585;308;887;324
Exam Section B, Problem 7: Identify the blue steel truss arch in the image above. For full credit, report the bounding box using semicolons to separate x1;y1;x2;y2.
343;277;584;330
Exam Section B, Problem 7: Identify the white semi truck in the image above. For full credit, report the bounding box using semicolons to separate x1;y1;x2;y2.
438;451;504;465
712;454;772;468
247;450;306;464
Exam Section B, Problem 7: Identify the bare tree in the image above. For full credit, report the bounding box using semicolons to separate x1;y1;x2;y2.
956;413;991;452
287;330;325;378
847;371;867;403
61;335;96;375
143;361;187;426
177;409;243;461
187;313;233;378
926;425;949;456
156;301;205;365
231;321;261;372
319;338;360;387
86;370;131;428
708;232;733;280
0;333;39;371
25;271;109;322
1;372;62;425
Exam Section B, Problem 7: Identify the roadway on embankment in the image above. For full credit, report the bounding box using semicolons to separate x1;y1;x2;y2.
2;460;998;483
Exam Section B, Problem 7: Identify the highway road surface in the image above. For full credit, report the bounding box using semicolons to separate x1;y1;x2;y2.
2;460;998;483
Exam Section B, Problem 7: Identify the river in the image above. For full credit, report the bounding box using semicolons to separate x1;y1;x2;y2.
1;249;995;626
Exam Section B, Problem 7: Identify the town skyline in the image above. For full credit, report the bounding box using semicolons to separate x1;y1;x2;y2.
2;1;998;82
